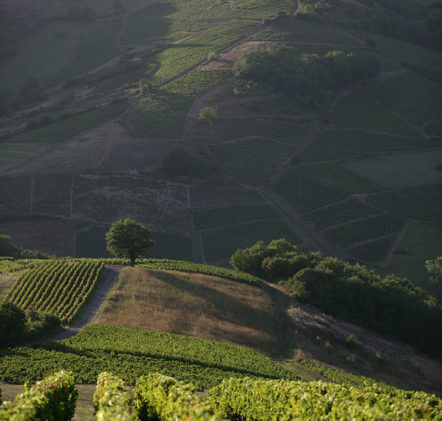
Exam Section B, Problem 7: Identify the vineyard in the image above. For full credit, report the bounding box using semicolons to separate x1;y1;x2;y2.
1;371;440;420
0;325;296;387
5;260;104;324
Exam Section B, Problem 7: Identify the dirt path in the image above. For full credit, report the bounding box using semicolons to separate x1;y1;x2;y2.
47;266;122;342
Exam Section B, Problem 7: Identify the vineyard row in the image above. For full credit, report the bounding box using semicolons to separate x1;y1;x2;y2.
2;371;441;420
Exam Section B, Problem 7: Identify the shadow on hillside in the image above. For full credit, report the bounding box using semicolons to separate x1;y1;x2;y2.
153;270;297;359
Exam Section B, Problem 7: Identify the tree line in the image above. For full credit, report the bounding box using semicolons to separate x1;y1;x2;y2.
231;239;442;359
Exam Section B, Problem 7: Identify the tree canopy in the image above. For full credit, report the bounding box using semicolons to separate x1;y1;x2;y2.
231;239;442;358
105;219;154;266
233;47;379;110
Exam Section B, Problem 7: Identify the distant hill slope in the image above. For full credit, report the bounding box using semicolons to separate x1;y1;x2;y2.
0;0;441;286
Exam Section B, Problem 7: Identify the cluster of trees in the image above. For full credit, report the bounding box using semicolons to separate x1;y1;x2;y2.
0;302;60;348
233;47;379;109
0;235;50;259
231;239;442;358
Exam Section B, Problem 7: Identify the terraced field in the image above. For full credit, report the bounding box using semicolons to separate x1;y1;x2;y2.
0;0;440;284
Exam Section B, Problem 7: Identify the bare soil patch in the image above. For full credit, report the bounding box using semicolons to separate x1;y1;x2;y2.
95;267;280;354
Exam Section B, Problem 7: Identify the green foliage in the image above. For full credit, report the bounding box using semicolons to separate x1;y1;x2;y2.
0;325;296;387
299;360;393;389
106;219;154;266
208;376;442;420
93;372;136;421
152;20;254;83
0;235;50;260
0;371;77;421
0;258;48;274
161;147;213;178
138;258;262;285
130;92;193;138
134;373;221;420
233;46;379;109
231;238;319;280
5;261;104;325
345;334;362;349
0;302;27;347
231;239;442;357
233;0;291;19
162;70;231;95
426;256;442;302
203;221;300;262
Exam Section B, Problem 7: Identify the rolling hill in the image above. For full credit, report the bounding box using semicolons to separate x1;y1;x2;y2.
0;0;440;288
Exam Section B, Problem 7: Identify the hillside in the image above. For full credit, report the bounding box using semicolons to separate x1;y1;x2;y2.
0;0;441;289
2;261;440;396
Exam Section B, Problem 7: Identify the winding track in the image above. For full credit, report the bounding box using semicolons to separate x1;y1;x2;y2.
47;266;122;342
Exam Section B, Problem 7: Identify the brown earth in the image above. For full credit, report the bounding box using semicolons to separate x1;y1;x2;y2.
94;267;442;395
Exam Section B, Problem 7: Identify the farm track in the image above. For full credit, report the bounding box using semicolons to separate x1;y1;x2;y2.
47;266;122;342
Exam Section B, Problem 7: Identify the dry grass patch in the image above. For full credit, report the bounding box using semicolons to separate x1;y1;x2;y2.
95;267;278;354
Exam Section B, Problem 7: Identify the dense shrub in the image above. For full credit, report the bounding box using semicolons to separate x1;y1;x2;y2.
0;234;50;259
233;47;379;109
231;239;442;358
0;302;61;348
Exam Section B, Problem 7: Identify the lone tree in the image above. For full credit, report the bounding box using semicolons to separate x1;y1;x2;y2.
105;219;154;266
198;106;218;143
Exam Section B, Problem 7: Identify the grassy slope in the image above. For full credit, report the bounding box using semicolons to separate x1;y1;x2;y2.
90;266;442;393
